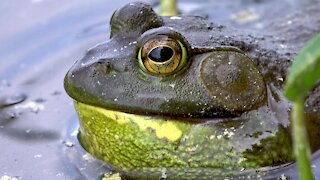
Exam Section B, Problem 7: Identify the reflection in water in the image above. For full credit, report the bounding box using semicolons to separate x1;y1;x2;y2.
0;99;59;142
0;93;27;108
0;127;59;142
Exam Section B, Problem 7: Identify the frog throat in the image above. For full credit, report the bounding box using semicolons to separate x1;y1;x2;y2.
75;101;293;174
75;101;185;142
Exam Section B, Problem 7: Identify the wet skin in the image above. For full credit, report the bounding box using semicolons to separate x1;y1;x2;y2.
64;2;320;179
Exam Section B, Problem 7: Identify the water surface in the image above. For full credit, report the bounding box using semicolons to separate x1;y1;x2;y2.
0;0;319;179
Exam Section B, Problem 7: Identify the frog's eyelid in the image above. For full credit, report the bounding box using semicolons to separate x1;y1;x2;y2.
136;27;191;51
192;46;244;55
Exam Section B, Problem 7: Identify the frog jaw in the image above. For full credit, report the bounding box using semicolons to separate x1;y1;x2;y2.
75;101;293;178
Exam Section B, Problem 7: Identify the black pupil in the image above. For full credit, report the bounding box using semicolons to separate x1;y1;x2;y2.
148;46;174;62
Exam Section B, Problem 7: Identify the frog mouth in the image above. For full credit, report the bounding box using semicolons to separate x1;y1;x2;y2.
74;101;294;179
75;101;187;143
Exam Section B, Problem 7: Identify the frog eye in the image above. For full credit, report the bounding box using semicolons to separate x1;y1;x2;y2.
138;36;187;76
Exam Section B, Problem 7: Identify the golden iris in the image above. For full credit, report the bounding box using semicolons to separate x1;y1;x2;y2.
138;36;187;76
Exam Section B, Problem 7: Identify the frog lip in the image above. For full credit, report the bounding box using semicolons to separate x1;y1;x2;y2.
73;100;252;125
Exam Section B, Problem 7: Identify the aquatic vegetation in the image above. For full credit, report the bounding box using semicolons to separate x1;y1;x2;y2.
284;33;320;180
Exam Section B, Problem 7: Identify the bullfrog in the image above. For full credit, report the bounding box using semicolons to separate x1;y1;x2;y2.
64;2;320;179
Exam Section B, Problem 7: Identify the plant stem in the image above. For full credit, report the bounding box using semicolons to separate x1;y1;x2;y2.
292;99;314;180
159;0;178;16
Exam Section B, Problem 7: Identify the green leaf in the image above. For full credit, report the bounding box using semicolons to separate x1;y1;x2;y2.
292;99;314;180
284;33;320;101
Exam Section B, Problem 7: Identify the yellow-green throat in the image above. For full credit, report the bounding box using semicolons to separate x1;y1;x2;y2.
75;102;293;178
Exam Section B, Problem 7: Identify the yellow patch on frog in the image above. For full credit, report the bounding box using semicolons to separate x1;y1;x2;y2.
76;102;183;142
132;118;183;142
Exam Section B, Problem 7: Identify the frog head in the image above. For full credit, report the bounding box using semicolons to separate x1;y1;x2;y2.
65;2;266;118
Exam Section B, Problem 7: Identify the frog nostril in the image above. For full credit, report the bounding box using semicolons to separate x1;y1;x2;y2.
93;60;113;74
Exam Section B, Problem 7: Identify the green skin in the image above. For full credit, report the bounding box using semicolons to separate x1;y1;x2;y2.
64;2;297;179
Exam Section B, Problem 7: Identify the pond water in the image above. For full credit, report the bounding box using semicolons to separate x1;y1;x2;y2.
0;0;320;179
